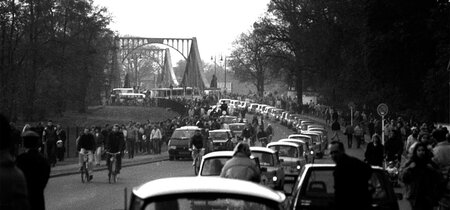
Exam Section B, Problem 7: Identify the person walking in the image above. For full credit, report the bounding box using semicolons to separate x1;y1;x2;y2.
344;122;354;148
364;134;384;167
331;119;341;141
16;131;51;210
220;142;261;183
43;120;57;167
401;142;444;210
126;123;137;159
150;124;162;154
329;141;372;210
55;124;66;162
432;129;450;209
93;128;104;166
354;123;364;148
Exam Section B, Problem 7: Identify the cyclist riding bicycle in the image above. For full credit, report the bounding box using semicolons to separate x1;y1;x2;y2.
105;124;125;176
189;129;204;167
77;127;96;181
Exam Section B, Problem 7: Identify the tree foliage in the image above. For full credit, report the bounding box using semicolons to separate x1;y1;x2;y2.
0;0;114;120
231;0;450;121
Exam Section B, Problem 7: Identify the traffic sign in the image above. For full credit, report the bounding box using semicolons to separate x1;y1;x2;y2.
348;102;355;110
377;103;389;117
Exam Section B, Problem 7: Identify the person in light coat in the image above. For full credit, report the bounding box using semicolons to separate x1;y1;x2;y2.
150;124;162;154
220;142;261;183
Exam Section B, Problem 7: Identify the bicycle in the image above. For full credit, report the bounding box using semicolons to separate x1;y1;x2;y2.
190;147;205;175
80;152;90;183
106;151;121;183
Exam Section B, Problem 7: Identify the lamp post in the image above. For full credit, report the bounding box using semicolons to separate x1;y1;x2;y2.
221;56;227;93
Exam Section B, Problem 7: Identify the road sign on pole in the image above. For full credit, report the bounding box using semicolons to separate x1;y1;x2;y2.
377;103;388;145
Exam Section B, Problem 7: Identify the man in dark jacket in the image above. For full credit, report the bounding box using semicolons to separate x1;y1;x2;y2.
220;142;261;183
16;131;51;210
43;120;57;167
77;127;95;180
105;124;125;174
329;141;372;210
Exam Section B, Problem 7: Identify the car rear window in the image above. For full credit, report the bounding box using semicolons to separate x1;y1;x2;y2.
251;152;274;166
201;157;229;176
210;132;229;139
269;146;300;158
171;130;196;139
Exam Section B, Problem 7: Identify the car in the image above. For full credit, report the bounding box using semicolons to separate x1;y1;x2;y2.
288;164;402;210
218;115;239;128
198;151;261;177
270;108;284;121
297;131;326;159
267;141;307;183
129;177;287;210
167;126;213;160
280;111;293;125
227;122;246;141
248;103;260;114
278;138;314;163
250;146;286;190
208;129;234;151
286;114;302;128
262;106;276;119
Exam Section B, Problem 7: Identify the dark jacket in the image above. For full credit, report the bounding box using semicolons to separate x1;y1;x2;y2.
220;153;261;183
77;133;95;151
0;152;30;210
16;149;50;210
334;154;372;210
364;142;384;167
190;133;204;149
106;131;125;153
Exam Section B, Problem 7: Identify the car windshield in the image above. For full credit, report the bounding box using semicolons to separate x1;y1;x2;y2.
171;130;196;139
220;117;237;124
269;146;300;158
251;152;274;166
302;168;389;202
200;157;229;176
228;124;245;131
210;132;228;139
136;196;279;210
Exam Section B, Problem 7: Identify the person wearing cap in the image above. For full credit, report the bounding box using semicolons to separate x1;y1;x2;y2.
0;113;30;210
16;130;51;210
220;142;261;183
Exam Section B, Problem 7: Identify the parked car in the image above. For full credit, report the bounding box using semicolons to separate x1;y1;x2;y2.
218;115;239;128
270;108;284;121
267;141;307;183
248;103;260;114
288;164;402;210
168;126;213;160
297;131;326;159
279;138;314;163
250;146;286;190
280;111;293;125
129;177;287;210
208;129;234;151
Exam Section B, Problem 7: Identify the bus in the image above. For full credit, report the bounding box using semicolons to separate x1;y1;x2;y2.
110;88;146;104
149;87;202;99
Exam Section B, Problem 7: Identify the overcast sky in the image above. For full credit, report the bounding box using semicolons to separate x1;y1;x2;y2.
94;0;270;64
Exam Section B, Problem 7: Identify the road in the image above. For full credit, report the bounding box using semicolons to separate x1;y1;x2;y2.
45;113;409;209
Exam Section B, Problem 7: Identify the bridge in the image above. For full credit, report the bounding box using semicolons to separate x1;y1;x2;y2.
110;37;209;91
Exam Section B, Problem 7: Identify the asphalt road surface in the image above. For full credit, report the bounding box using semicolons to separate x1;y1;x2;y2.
45;113;409;209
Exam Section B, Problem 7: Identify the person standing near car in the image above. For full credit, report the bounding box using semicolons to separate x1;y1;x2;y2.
329;141;372;210
220;142;261;183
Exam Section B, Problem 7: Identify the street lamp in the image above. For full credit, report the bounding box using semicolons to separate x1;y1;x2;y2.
220;56;227;93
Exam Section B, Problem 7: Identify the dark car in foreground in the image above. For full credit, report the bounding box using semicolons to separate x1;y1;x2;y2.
288;164;402;210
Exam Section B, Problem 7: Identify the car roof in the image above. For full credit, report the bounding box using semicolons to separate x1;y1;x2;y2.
267;141;300;148
288;134;312;139
202;151;234;159
250;146;276;153
279;138;307;144
176;126;201;131
228;123;246;126
132;177;286;202
303;163;384;171
209;129;231;133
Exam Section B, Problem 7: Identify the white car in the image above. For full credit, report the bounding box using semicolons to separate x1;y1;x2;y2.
250;146;286;190
129;177;286;210
267;141;307;183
